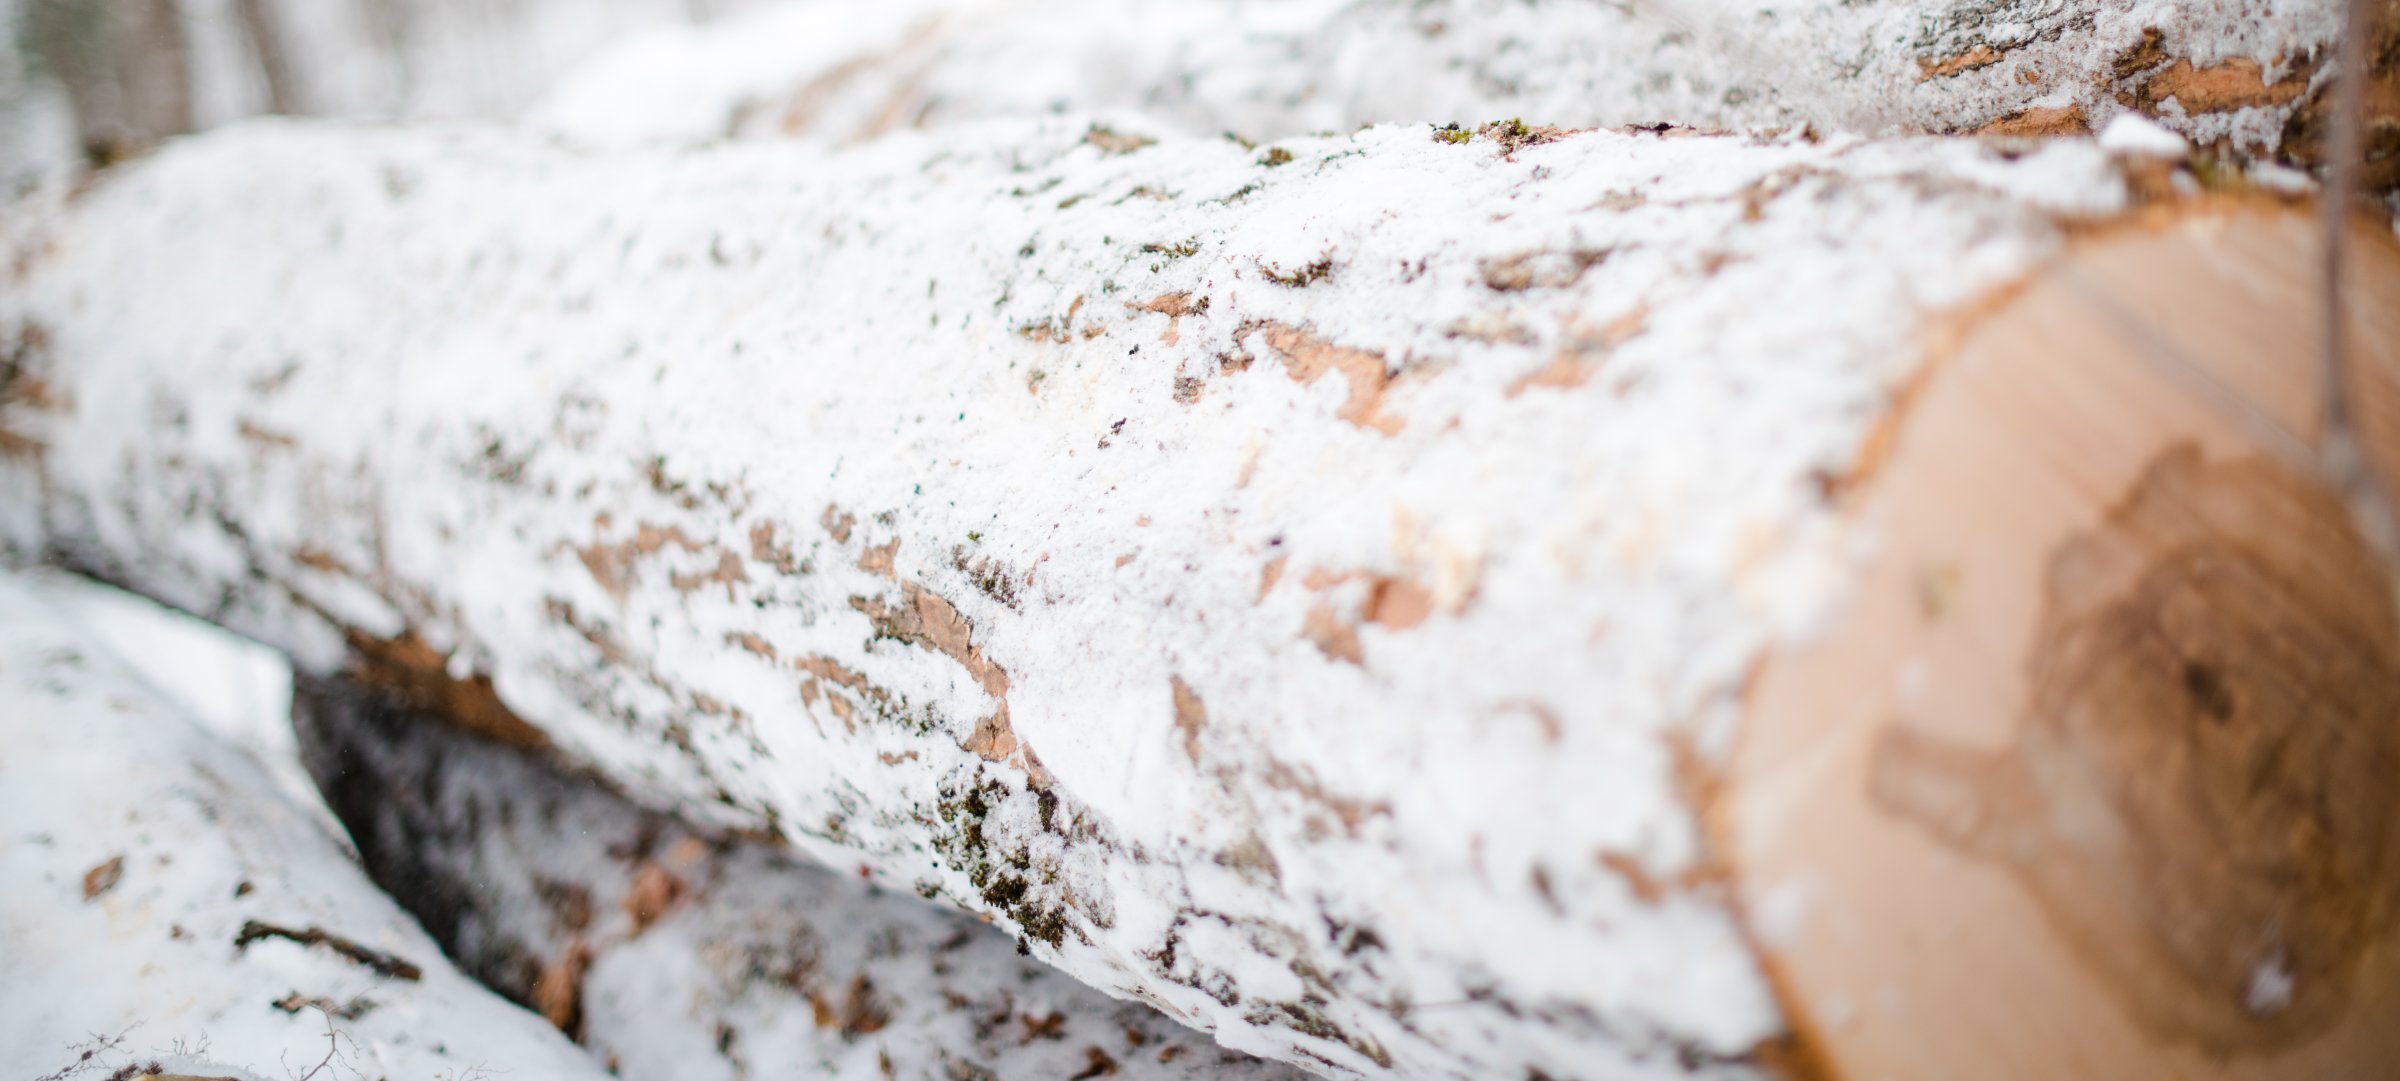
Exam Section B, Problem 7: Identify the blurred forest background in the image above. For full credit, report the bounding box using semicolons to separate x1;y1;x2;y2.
0;0;768;189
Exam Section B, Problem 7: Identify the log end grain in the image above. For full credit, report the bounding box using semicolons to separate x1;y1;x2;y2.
1726;206;2400;1080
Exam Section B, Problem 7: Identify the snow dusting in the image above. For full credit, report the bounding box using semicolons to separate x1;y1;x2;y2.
1;111;2142;1079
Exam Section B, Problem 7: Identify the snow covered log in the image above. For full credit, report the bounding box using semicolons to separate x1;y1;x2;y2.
0;567;608;1081
538;0;2370;159
291;672;1309;1081
4;117;2398;1080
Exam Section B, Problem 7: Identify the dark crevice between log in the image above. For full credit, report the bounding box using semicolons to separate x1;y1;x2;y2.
286;673;1286;1076
292;676;556;1019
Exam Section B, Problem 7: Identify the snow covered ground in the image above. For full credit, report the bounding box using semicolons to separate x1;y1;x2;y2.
0;566;607;1081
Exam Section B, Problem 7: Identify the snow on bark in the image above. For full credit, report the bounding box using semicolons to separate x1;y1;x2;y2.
534;0;2349;155
293;673;1311;1081
0;567;606;1081
0;116;2152;1078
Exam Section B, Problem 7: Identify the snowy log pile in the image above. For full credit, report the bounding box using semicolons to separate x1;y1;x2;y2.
4;0;2399;1080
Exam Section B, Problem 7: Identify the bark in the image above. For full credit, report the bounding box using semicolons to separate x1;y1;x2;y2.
0;568;607;1081
21;0;193;164
3;117;2393;1080
111;0;193;144
545;0;2357;159
22;0;2371;172
293;673;1308;1080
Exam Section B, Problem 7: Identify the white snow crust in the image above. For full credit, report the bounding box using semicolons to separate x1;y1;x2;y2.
0;567;606;1081
0;113;2139;1079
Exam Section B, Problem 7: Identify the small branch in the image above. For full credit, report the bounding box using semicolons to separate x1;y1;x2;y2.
279;1002;363;1081
234;921;423;982
29;1025;136;1081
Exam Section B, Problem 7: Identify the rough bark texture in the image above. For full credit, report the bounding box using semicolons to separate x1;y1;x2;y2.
543;0;2356;160
293;673;1309;1081
11;0;2381;191
0;568;607;1081
0;117;2192;1078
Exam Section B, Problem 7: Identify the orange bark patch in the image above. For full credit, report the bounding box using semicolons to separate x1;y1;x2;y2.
2112;27;2171;78
812;972;894;1038
2135;57;2310;113
1974;104;2091;137
669;550;749;596
532;939;592;1034
624;862;687;933
1300;567;1360;590
796;654;883;696
1257;556;1288;601
1262;759;1388;837
1596;851;1669;904
235;419;297;449
1507;308;1645;397
1258;323;1404;436
1169;677;1207;764
1365;577;1434;630
849;585;1027;769
794;654;893;736
965;702;1019;762
1132;292;1208;346
348;628;551;750
1293;567;1445;630
749;520;804;575
728;632;777;660
852;585;1010;698
576;521;707;602
1509;352;1596;394
858;537;900;579
820;505;855;543
1302;603;1364;664
1917;45;2003;80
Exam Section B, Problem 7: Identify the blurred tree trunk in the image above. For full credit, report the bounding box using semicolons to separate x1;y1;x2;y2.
232;0;302;113
23;0;192;164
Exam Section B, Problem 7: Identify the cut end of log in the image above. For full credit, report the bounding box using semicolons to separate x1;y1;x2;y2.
1725;205;2400;1080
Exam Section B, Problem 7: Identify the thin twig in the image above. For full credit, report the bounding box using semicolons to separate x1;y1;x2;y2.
29;1026;136;1081
283;1003;352;1081
234;920;423;981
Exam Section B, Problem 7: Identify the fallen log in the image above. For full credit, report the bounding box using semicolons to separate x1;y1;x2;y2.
0;568;608;1081
536;0;2369;158
4;116;2397;1080
291;672;1309;1081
